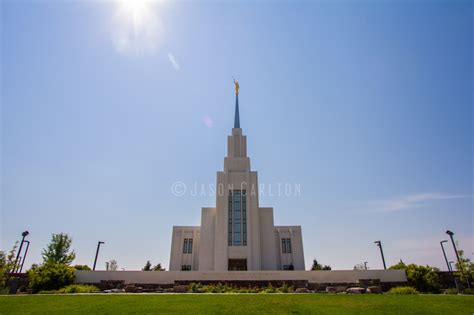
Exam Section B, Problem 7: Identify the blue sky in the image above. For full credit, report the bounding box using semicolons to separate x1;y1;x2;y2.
1;0;472;271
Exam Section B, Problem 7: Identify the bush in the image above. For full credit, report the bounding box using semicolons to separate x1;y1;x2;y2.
73;265;91;271
462;288;474;295
390;262;441;293
58;284;99;293
28;263;75;293
443;288;459;295
388;286;418;295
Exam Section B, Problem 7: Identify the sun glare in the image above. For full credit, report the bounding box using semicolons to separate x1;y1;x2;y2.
112;0;164;56
119;0;151;29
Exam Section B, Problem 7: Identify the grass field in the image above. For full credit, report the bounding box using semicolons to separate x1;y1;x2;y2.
0;294;473;314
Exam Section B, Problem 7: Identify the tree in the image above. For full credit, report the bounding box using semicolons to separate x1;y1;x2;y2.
311;259;322;270
0;242;18;289
42;233;76;265
143;261;152;271
454;243;474;280
389;261;441;293
106;260;118;271
311;259;331;271
152;263;164;271
354;263;366;270
73;265;91;271
27;263;75;293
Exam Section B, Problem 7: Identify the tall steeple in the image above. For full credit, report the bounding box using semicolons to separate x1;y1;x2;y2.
233;79;240;128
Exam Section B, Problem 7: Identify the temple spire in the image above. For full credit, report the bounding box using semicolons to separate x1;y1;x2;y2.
233;79;240;128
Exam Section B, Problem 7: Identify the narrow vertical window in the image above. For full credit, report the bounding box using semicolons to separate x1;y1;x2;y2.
286;238;292;253
228;190;247;246
233;190;241;245
242;190;247;246
188;239;193;254
228;191;233;246
281;239;287;253
183;239;188;254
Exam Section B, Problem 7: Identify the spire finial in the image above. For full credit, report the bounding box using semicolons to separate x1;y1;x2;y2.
233;78;240;128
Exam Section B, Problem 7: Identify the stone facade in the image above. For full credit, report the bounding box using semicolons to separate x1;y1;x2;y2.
169;94;305;271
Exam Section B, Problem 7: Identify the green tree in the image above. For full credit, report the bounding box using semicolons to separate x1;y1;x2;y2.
42;233;76;265
0;242;18;289
311;259;322;270
143;261;152;271
454;243;474;280
390;261;441;293
152;263;164;271
73;265;91;271
28;263;75;293
311;259;331;271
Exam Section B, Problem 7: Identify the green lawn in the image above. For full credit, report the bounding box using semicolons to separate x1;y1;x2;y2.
0;294;473;314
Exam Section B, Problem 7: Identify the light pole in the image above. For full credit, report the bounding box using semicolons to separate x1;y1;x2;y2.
446;230;470;289
93;241;105;271
449;261;460;293
374;241;386;270
364;261;368;270
18;240;31;273
440;240;451;271
13;231;29;272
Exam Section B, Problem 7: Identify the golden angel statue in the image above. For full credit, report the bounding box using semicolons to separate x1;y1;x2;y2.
233;78;240;95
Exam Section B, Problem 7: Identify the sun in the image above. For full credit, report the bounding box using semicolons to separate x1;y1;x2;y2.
111;0;164;56
119;0;151;29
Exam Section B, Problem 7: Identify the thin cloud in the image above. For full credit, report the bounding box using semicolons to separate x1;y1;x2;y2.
366;193;472;213
168;53;180;71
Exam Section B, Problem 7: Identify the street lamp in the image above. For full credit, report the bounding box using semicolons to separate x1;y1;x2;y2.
374;241;387;270
93;241;105;271
440;240;451;271
13;231;29;272
18;240;31;273
449;261;460;293
446;230;471;289
364;261;368;270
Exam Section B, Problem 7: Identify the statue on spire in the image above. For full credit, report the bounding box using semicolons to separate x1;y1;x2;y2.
233;78;240;95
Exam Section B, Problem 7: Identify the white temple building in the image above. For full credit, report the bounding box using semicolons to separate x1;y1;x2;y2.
169;82;305;271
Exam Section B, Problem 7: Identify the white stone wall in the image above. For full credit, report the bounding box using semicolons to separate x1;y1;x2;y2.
75;270;407;284
169;226;200;271
198;208;216;271
169;127;307;272
275;226;305;270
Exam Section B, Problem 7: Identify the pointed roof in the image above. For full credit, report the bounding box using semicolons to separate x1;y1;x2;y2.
234;94;240;128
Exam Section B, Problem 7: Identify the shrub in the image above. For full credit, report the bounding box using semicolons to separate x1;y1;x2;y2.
389;262;441;293
73;265;91;271
388;286;418;295
443;288;459;295
462;288;474;295
58;284;99;293
28;263;75;293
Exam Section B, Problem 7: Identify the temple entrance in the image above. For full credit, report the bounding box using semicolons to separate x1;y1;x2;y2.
228;259;247;271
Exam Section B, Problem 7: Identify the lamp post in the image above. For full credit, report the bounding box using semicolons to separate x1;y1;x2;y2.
446;230;470;289
18;240;30;273
13;231;29;272
449;261;460;293
93;241;105;271
440;240;451;271
374;241;387;270
364;261;368;270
